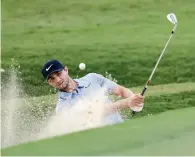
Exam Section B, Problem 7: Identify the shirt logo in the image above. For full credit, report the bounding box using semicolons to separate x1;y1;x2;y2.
46;64;53;71
60;97;67;100
85;82;91;88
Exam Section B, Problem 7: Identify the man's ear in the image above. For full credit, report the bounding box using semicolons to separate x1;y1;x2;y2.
64;66;68;73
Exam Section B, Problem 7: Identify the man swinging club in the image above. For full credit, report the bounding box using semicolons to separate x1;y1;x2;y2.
41;60;144;125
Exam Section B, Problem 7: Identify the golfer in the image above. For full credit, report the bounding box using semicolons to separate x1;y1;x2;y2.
41;60;144;125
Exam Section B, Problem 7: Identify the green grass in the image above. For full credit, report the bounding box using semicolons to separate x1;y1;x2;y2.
2;0;195;96
2;107;195;156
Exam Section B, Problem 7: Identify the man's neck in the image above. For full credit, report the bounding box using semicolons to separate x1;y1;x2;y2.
61;78;78;93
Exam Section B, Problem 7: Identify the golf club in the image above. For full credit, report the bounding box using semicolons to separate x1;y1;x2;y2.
131;13;178;115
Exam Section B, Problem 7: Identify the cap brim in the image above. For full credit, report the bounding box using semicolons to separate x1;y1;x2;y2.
46;68;64;81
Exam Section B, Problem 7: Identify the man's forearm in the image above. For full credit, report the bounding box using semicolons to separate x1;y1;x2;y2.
105;97;130;115
120;86;134;98
112;85;134;99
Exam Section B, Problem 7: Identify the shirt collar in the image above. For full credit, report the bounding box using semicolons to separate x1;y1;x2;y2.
58;78;91;98
74;78;91;88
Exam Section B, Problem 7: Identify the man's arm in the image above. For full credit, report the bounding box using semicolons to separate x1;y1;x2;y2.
89;73;134;98
104;80;144;114
112;85;134;98
89;73;144;113
105;95;144;115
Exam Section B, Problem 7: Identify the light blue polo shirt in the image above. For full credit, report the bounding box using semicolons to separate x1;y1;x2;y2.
56;73;124;125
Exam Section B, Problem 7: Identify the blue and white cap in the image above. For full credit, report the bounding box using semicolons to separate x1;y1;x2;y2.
41;60;64;80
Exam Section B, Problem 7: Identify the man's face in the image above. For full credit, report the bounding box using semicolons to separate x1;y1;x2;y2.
47;67;69;90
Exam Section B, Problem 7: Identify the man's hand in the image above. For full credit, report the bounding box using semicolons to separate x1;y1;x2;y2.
127;94;145;108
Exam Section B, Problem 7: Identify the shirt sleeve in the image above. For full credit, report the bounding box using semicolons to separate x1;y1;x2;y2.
89;73;118;94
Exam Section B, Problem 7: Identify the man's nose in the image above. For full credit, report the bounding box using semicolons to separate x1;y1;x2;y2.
55;77;61;83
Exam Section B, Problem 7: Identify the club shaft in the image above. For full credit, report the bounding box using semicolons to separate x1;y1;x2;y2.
143;24;177;94
132;24;177;116
148;28;176;82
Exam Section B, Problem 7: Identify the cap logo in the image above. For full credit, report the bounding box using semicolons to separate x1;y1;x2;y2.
46;64;53;71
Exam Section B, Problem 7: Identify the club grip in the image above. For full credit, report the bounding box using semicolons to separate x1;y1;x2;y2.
141;87;147;96
131;87;147;116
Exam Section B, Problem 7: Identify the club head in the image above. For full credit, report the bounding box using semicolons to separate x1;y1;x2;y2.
167;13;178;25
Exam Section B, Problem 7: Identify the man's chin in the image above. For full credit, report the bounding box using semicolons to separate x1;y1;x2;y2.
58;85;67;91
